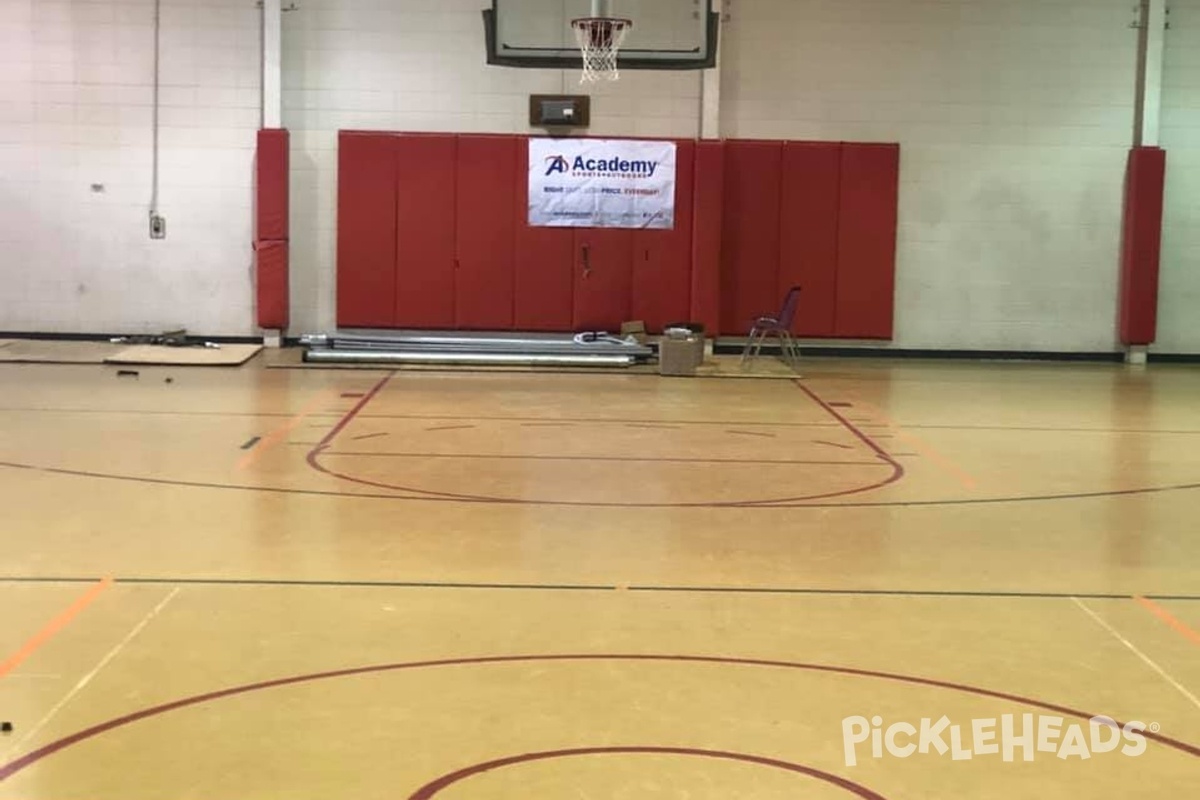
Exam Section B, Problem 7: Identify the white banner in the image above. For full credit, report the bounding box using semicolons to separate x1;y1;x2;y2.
528;138;676;229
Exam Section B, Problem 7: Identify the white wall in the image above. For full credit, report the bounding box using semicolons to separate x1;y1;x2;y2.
1;0;1189;352
0;0;259;335
1157;0;1200;354
721;0;1139;351
282;0;702;333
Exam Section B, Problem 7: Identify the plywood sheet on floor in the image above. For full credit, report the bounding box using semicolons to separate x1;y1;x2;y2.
104;344;263;366
0;339;123;363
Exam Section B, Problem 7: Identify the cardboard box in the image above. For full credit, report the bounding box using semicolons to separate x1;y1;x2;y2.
659;334;704;376
620;320;648;345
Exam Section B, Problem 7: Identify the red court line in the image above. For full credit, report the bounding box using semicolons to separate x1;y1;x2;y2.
1135;596;1200;645
306;379;905;507
0;578;112;680
409;747;885;799
320;452;885;466
1;652;1195;782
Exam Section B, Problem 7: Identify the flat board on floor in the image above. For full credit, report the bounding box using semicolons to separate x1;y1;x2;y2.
104;344;263;366
0;339;123;363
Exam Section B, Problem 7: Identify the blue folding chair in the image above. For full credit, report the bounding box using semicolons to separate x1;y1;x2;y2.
740;286;802;369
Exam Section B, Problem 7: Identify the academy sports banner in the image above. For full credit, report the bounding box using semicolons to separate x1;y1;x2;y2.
528;138;676;229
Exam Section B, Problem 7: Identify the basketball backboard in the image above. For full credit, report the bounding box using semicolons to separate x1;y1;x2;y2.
483;0;718;71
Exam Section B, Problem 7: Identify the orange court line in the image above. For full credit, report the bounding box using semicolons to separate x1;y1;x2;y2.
1135;596;1200;646
849;396;977;490
237;390;335;470
0;578;113;680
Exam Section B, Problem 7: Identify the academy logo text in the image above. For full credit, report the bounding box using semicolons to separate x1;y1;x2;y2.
842;714;1156;766
544;154;660;178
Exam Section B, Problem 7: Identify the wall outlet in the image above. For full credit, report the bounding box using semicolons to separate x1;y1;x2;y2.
150;214;166;239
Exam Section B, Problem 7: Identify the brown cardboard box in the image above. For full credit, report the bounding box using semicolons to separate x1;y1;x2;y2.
620;320;648;345
659;334;704;376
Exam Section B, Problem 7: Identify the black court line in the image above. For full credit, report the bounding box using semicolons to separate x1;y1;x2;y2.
6;406;1198;437
1;576;1196;600
4;458;1200;509
239;436;261;450
725;429;776;438
321;452;884;466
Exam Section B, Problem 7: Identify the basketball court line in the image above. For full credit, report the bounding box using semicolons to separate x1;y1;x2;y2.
0;578;112;680
4;457;1200;508
1071;598;1200;713
304;377;905;507
1;576;1196;600
6;405;1200;436
2;652;1196;784
320;452;886;466
1135;596;1200;645
2;587;179;761
837;392;978;490
237;389;338;470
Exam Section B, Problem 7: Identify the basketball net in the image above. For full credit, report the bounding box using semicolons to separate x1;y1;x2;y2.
572;17;632;82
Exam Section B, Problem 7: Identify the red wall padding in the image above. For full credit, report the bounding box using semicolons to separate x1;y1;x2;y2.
690;140;724;336
514;141;575;331
455;135;517;329
721;141;783;334
573;229;634;331
835;143;899;339
632;140;695;332
1119;146;1166;346
780;142;840;337
337;132;397;327
255;128;289;329
255;240;289;330
335;133;901;339
395;134;457;328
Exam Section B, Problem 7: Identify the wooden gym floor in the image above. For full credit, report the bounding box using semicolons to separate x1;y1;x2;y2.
0;356;1197;798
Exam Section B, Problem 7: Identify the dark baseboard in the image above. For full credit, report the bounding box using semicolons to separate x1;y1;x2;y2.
1148;353;1200;364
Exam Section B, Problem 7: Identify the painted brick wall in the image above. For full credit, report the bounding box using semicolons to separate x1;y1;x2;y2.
0;0;260;335
721;0;1139;351
282;0;703;333
1157;0;1200;354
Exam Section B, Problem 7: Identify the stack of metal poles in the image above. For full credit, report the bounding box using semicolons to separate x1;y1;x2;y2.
300;331;653;368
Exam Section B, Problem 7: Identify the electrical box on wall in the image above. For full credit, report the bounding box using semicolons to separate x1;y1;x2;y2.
529;94;590;128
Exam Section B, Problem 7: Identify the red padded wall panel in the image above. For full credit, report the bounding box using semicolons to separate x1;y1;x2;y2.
337;132;397;327
456;135;517;329
780;142;840;337
395;134;457;328
255;129;289;242
632;140;694;332
514;139;574;331
690;140;724;336
573;229;633;331
835;143;899;339
1119;146;1166;346
255;240;289;329
255;128;289;329
720;141;783;334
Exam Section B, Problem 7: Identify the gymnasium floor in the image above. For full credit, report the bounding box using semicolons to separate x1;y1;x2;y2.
0;356;1197;798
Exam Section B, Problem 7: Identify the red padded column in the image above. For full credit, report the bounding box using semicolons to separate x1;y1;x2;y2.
632;139;694;332
456;135;517;330
514;137;574;331
1119;146;1166;346
337;132;397;327
835;143;899;339
780;142;840;337
255;128;289;329
689;140;724;336
720;140;783;334
395;134;457;328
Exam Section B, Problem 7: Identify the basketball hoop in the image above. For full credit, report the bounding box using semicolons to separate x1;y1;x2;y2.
572;16;632;82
